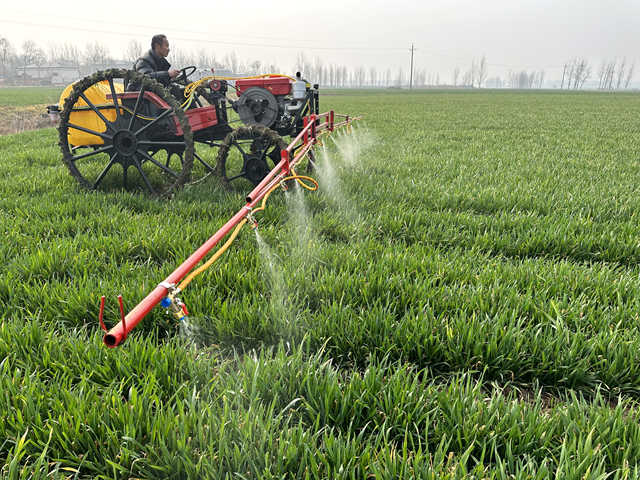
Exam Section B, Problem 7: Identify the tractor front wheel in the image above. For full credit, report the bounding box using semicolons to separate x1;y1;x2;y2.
215;125;288;192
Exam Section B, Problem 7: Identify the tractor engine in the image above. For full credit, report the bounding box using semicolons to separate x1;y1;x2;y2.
234;73;317;133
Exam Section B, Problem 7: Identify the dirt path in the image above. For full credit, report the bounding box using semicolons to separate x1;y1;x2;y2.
0;105;54;136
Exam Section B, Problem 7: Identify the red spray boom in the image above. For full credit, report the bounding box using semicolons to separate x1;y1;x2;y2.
101;111;362;347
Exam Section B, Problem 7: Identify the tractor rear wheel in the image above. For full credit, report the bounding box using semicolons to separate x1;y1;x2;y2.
215;125;288;192
57;69;194;197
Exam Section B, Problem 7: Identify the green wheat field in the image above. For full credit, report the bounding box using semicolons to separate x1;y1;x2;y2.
1;87;640;478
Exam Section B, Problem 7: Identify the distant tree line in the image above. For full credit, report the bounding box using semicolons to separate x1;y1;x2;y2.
595;57;635;90
559;57;635;90
0;35;636;90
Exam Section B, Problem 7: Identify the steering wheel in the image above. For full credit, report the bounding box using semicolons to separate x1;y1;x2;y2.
173;66;197;83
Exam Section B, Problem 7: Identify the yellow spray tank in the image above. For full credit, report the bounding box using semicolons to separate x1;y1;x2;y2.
58;80;124;146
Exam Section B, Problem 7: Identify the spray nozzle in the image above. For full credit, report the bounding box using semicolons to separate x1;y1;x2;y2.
244;206;258;229
160;286;188;321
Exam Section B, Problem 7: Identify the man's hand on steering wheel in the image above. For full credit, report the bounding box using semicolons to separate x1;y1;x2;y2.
172;66;197;84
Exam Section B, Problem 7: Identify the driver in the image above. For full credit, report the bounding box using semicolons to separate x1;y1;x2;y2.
126;34;185;102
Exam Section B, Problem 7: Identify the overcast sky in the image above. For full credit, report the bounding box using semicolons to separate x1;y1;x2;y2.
1;0;639;82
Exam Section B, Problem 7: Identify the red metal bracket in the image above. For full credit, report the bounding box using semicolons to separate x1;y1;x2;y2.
98;296;107;332
310;113;317;144
281;149;290;174
303;117;309;145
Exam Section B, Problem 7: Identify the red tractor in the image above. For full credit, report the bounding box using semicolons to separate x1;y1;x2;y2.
48;68;320;196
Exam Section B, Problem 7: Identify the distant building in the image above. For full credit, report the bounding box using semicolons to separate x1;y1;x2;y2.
21;62;81;86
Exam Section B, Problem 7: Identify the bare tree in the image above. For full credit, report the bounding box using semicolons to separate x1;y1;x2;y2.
369;66;377;87
124;39;143;65
475;55;488;88
47;41;63;64
615;56;627;90
506;69;537;89
416;68;426;87
596;59;607;90
395;67;405;87
516;70;526;88
605;58;616;90
313;56;324;85
34;47;46;79
247;59;262;76
223;51;239;74
565;61;575;89
562;58;591;90
470;60;477;87
48;41;81;68
195;48;217;70
65;43;81;68
352;66;364;87
171;47;194;71
83;42;111;71
385;68;392;87
573;59;591;89
452;67;459;86
237;60;248;76
337;64;344;87
485;76;503;88
0;36;16;82
537;69;546;88
95;42;111;66
461;69;472;86
294;51;309;76
18;39;44;84
624;62;635;90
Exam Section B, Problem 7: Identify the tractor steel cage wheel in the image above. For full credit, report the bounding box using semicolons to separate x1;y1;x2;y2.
215;125;288;191
57;68;194;197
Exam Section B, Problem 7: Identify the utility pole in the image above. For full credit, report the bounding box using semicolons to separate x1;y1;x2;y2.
560;64;567;90
409;43;416;90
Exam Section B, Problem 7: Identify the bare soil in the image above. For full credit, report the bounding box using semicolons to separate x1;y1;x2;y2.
0;105;54;136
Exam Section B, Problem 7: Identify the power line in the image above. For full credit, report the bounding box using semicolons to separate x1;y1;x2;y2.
0;19;406;51
414;43;564;69
0;9;406;48
0;9;565;69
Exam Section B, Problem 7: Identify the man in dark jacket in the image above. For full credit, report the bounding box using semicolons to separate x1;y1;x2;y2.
127;34;184;100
